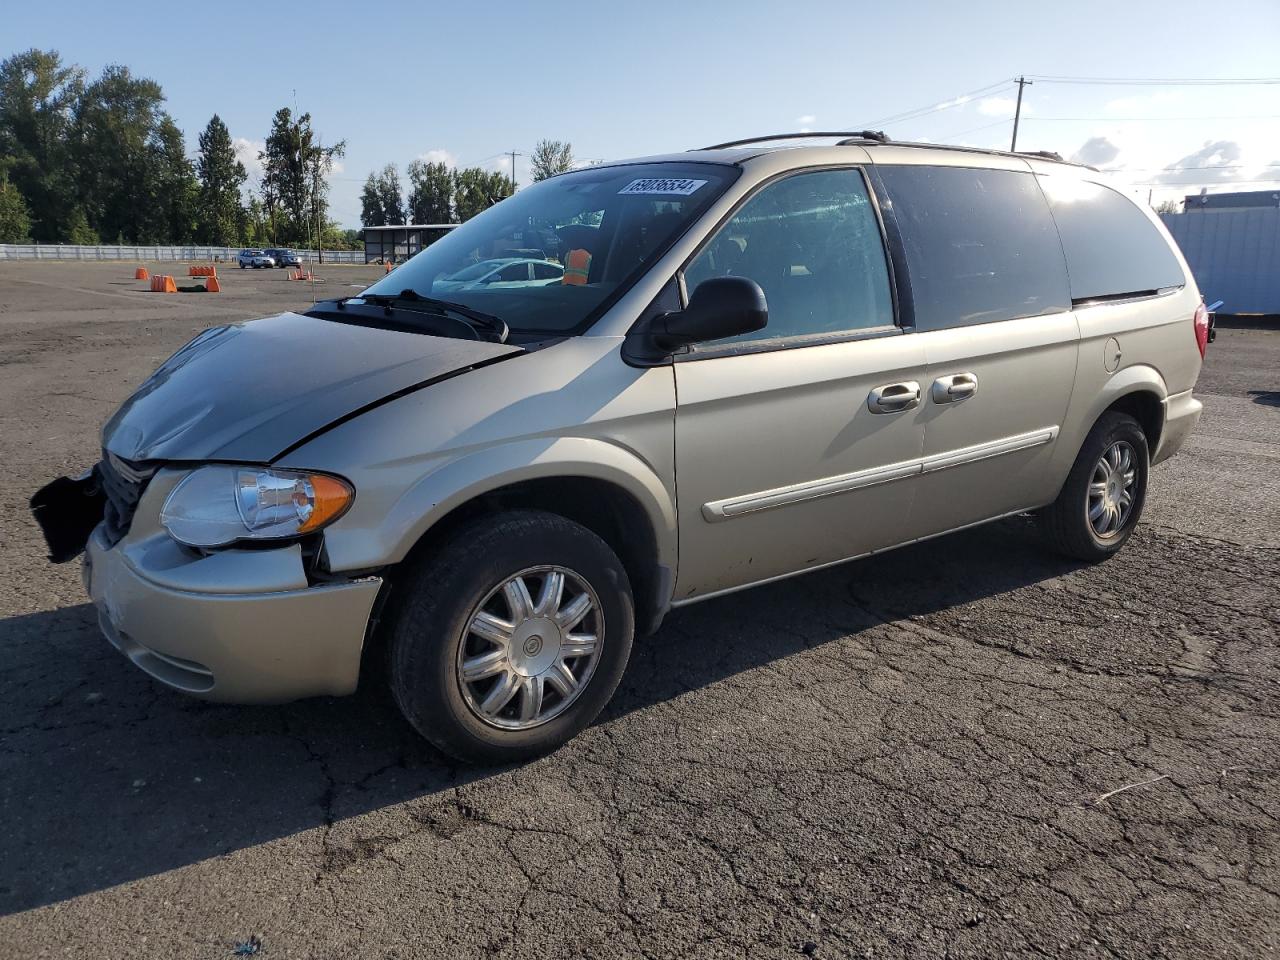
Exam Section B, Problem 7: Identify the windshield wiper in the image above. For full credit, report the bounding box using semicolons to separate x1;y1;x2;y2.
357;289;509;343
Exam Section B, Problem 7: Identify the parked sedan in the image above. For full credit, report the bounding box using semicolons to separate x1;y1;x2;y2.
433;258;563;292
237;249;276;269
265;248;302;268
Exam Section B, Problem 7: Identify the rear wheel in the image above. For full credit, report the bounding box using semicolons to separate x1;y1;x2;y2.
389;510;634;764
1040;411;1149;562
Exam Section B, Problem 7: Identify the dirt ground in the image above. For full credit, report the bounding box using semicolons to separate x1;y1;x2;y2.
0;261;1277;959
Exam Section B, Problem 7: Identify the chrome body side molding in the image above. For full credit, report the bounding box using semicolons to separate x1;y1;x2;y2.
701;426;1060;522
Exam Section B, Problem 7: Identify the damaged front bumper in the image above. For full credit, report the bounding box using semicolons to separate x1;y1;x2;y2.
35;467;382;703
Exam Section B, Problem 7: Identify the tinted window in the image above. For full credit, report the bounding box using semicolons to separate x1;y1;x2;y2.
684;169;894;344
1038;177;1186;301
532;262;562;280
877;165;1070;330
495;263;529;281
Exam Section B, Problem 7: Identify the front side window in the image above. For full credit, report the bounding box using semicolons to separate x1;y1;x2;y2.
683;169;894;345
1038;176;1186;302
360;163;735;337
877;164;1070;330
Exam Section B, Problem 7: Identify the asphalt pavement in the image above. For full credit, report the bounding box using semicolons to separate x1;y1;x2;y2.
0;262;1276;959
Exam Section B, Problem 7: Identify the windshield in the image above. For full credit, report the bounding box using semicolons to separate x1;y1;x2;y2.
446;261;501;281
360;162;735;336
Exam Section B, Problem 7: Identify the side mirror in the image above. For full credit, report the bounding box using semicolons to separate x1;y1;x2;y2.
653;277;768;351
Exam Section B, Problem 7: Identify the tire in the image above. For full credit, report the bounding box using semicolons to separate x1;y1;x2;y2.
239;263;246;269
389;510;634;764
1040;411;1149;562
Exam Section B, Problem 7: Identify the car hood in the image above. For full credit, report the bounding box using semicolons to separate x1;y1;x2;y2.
102;311;521;463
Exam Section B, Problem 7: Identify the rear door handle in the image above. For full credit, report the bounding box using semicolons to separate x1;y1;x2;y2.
867;381;921;414
931;372;978;404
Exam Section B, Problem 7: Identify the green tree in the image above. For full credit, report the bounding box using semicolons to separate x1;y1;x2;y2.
70;64;170;243
139;115;197;243
453;167;512;222
261;108;306;242
65;206;98;244
360;165;403;226
0;177;32;241
360;172;384;226
530;139;574;181
240;191;270;246
260;107;345;246
376;164;404;224
195;114;246;245
406;159;454;224
0;49;85;241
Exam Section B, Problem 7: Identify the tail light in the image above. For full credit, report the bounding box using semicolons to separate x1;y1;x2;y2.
1193;303;1210;358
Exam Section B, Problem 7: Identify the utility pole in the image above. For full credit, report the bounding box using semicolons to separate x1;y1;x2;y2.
509;150;523;192
1010;76;1032;152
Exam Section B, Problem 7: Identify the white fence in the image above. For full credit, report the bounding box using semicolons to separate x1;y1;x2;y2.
0;243;367;264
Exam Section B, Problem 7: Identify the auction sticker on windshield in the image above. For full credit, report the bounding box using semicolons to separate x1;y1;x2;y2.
617;178;707;196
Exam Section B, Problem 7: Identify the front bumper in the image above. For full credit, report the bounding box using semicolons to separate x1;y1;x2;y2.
83;525;382;703
1152;389;1203;466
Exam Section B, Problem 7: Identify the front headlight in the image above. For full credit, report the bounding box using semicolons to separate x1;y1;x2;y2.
160;465;354;548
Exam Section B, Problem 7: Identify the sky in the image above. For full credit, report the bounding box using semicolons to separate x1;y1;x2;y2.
9;0;1280;227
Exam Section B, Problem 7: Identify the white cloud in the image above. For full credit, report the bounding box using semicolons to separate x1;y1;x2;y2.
233;137;264;180
328;160;345;176
977;96;1030;118
1071;136;1120;167
795;114;816;126
1154;140;1242;185
938;94;971;110
416;148;457;169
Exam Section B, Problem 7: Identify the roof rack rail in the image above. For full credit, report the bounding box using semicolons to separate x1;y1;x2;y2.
1018;150;1064;162
700;130;889;150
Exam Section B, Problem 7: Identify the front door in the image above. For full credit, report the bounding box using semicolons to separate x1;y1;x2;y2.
671;168;928;603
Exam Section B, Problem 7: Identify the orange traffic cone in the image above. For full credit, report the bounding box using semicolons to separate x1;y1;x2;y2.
135;266;149;281
206;276;220;293
150;275;177;293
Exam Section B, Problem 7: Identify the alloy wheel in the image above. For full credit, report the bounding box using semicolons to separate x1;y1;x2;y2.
1087;440;1137;539
455;566;603;730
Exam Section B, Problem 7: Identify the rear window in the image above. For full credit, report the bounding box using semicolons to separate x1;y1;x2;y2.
1038;177;1186;302
876;165;1070;330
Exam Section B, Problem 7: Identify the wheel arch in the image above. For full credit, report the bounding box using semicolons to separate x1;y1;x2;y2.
378;438;677;637
1048;365;1167;502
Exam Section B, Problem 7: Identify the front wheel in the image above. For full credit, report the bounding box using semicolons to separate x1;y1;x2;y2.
389;510;634;764
1039;411;1149;562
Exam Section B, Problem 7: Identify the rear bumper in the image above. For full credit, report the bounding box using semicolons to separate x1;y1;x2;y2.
1153;389;1203;466
84;527;382;703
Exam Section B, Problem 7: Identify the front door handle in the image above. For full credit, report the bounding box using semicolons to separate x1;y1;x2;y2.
931;372;978;404
867;381;921;414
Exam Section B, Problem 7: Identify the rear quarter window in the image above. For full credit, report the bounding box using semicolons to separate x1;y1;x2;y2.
1038;177;1186;302
876;164;1070;330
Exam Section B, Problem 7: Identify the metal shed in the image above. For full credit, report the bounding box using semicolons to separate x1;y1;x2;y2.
362;224;457;264
1160;208;1280;315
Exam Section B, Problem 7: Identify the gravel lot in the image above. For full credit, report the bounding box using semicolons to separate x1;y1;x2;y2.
0;261;1277;959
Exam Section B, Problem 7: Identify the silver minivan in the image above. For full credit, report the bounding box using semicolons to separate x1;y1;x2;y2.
33;133;1208;763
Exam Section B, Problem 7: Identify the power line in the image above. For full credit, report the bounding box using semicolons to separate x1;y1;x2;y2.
939;117;1013;139
1127;176;1280;185
1025;113;1280;122
859;78;1014;128
1029;75;1280;86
